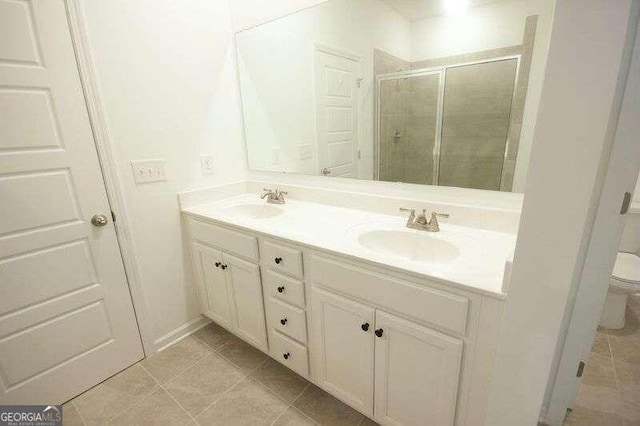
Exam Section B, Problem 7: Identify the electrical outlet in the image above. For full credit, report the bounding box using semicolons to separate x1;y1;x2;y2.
131;159;166;184
271;148;281;166
200;154;214;175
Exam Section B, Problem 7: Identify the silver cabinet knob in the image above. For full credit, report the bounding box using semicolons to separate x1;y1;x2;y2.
321;167;331;176
91;214;109;227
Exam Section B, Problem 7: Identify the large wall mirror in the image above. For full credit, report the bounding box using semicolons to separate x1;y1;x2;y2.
236;0;552;192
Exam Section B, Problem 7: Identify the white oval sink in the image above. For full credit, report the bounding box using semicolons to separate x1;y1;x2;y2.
221;203;283;220
356;229;460;264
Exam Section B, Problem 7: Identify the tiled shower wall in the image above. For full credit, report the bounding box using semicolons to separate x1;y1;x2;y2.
375;15;537;191
375;50;410;182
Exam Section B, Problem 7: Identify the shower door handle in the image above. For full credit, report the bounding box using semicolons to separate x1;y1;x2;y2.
321;167;332;176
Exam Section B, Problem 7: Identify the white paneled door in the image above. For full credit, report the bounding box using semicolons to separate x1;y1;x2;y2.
314;47;360;178
0;0;143;404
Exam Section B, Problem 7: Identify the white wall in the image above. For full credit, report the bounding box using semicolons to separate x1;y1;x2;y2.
79;0;247;350
237;0;411;178
486;0;638;423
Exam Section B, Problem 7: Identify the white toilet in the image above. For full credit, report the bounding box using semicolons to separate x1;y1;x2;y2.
600;252;640;329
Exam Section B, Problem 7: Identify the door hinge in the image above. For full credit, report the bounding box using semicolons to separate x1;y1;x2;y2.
576;360;586;377
621;192;632;214
357;78;363;88
111;211;116;222
357;150;361;159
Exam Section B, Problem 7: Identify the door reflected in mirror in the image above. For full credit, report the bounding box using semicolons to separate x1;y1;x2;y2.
235;0;553;192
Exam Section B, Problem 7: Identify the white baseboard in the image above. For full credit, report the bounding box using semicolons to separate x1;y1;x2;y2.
153;315;212;353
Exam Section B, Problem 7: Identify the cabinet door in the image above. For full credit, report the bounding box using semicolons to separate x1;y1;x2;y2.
310;287;374;416
194;243;232;328
225;253;268;351
374;310;463;426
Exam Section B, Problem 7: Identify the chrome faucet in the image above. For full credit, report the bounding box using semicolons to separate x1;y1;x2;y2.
261;188;287;205
399;208;449;232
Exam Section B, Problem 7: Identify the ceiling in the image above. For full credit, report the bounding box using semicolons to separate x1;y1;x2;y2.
381;0;506;21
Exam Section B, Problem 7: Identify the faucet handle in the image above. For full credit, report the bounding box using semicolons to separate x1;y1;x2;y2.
399;208;415;214
432;212;450;218
262;188;274;193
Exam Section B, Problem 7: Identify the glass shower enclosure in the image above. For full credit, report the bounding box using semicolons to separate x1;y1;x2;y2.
376;56;520;191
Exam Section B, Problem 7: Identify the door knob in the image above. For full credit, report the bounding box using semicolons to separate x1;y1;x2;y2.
283;352;290;360
375;328;384;337
277;286;285;293
321;167;331;176
274;257;283;264
361;322;369;332
91;214;108;227
280;318;288;325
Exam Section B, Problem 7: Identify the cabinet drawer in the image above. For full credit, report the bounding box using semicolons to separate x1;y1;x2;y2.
269;330;309;378
189;219;258;261
263;269;305;308
266;297;307;343
310;255;469;336
261;240;303;278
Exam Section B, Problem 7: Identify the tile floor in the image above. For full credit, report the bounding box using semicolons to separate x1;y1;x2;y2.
63;297;640;425
563;295;640;426
63;322;377;425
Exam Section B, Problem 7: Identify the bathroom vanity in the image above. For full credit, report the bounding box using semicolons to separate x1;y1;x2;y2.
180;183;516;426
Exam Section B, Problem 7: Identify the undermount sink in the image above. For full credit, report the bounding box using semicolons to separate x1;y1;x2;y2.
349;224;467;264
220;203;283;220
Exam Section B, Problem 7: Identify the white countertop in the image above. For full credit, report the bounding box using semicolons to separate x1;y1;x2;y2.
182;193;517;299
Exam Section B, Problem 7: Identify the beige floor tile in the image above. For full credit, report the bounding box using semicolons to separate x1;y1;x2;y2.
72;364;158;425
217;336;267;374
563;406;623;426
250;358;309;403
293;384;364;426
359;416;380;425
110;388;193;425
583;352;617;389
611;335;640;366
273;407;317;425
164;352;245;416
63;403;84;426
574;384;623;417
592;332;612;357
620;400;640;424
195;377;287;425
617;359;640;385
193;322;232;350
620;384;640;407
141;336;211;384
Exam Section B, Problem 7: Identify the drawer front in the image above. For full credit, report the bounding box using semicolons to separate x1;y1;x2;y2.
189;219;258;261
309;255;469;336
263;269;305;308
269;330;309;378
266;297;307;343
261;240;303;278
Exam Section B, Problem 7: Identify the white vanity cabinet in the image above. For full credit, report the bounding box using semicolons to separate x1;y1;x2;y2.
309;273;463;425
190;222;268;351
374;310;463;426
310;287;375;416
184;214;505;426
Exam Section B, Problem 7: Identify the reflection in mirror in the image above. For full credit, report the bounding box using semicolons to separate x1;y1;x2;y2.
236;0;551;192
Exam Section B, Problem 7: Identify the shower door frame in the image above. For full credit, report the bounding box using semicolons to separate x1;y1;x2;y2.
374;54;522;188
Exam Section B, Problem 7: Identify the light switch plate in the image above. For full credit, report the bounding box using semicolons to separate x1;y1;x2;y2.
200;154;214;175
298;143;312;160
131;159;166;184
